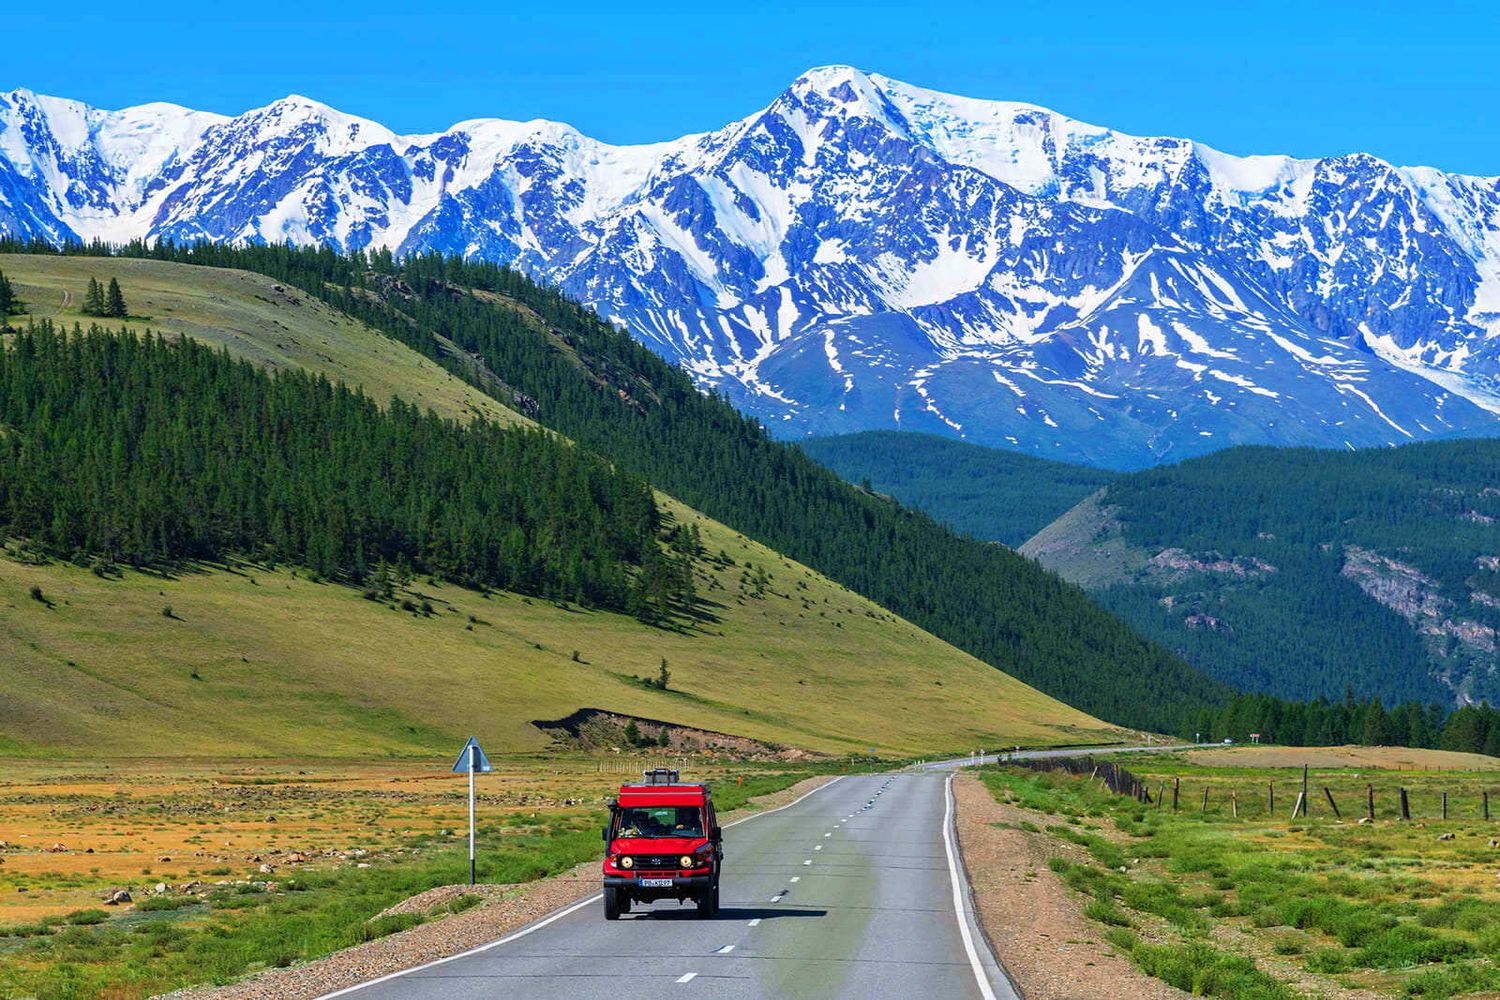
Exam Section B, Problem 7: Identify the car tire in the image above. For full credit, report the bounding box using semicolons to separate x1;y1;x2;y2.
603;886;622;920
696;881;719;918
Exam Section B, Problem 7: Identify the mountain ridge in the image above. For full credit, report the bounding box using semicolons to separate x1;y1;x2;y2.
5;68;1500;465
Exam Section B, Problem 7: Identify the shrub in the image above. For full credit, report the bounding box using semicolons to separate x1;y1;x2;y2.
63;909;109;926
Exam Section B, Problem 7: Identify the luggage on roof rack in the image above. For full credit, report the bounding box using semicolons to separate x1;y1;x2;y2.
641;767;680;785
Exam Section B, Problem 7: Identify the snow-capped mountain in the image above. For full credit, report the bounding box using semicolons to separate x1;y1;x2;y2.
4;68;1500;467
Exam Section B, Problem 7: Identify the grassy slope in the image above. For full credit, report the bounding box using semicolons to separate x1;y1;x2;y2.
0;254;525;427
798;430;1115;547
0;256;1120;757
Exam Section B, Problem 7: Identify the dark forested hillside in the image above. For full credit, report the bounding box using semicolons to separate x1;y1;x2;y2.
1026;442;1500;707
798;431;1114;546
0;239;1227;732
0;322;681;617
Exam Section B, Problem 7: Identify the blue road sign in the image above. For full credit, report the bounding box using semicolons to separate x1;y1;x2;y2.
451;736;493;774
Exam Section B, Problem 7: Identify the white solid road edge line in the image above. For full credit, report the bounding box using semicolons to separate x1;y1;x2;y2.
313;891;602;999
314;775;846;999
943;772;1009;1000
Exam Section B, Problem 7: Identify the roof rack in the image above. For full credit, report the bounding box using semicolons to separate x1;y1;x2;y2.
641;767;680;786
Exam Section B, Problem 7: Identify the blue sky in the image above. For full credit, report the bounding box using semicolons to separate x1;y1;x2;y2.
9;1;1499;174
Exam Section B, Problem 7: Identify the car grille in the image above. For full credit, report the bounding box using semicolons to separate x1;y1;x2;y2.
625;855;679;871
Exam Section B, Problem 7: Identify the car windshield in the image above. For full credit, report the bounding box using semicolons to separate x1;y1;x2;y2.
616;805;703;838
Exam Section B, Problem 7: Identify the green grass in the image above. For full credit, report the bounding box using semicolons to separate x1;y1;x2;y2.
983;760;1500;998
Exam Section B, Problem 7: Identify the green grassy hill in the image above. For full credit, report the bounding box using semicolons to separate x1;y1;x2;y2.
0;254;525;426
0;254;1124;757
798;430;1115;547
1023;442;1500;707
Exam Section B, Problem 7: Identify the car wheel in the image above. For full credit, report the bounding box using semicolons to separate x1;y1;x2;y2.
604;886;622;920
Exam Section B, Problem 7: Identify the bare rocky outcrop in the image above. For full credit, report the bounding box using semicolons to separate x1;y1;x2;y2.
530;708;816;760
1342;545;1498;667
1148;547;1276;578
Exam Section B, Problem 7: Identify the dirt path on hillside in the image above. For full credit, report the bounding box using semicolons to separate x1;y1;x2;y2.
954;774;1188;1000
159;775;834;1000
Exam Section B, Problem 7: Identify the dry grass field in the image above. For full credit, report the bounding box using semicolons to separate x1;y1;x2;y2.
0;757;824;999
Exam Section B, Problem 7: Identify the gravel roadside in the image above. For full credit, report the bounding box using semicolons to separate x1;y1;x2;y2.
158;774;834;1000
953;773;1188;1000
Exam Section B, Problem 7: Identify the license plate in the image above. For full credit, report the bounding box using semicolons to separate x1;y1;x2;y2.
638;877;673;888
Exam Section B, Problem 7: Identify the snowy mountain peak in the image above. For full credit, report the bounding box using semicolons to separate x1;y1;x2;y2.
1;71;1499;467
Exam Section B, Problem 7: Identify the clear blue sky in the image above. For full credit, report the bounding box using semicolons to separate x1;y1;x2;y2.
10;1;1499;174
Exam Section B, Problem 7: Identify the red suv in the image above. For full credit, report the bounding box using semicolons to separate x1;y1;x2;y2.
601;768;722;919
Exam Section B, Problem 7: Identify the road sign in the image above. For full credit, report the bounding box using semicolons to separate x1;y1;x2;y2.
451;736;492;774
451;737;491;885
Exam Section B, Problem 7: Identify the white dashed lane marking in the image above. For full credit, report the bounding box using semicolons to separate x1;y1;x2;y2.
716;944;735;954
676;972;697;984
748;918;762;927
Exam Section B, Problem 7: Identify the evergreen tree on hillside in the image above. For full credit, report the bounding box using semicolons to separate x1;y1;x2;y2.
0;322;664;619
105;277;128;318
0;270;18;317
82;277;105;316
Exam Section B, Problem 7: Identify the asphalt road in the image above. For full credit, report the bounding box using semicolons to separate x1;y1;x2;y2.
323;772;1016;1000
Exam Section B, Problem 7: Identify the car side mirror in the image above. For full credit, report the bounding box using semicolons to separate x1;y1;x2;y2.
602;825;611;844
712;825;723;841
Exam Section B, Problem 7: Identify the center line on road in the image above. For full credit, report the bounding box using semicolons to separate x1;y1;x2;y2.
789;876;800;883
717;944;735;954
814;845;823;851
748;918;762;927
803;859;812;865
676;972;697;984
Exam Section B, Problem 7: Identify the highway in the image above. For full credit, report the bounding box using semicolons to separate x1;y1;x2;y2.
321;772;1016;1000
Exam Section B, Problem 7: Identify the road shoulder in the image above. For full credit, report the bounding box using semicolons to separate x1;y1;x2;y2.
160;775;835;1000
953;773;1188;1000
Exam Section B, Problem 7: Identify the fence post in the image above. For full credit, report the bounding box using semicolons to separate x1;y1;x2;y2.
1301;764;1309;816
1172;777;1180;812
1400;787;1410;821
1268;782;1275;815
1442;791;1448;821
1323;787;1342;820
1366;784;1375;822
1201;787;1210;813
1156;783;1165;809
1231;790;1238;819
1485;789;1491;822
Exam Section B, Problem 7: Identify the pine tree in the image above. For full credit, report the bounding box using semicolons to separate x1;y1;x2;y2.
82;278;105;316
0;270;15;316
105;278;128;318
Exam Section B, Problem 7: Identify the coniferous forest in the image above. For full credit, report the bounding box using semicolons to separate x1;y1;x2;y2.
0;321;672;616
0;237;1223;733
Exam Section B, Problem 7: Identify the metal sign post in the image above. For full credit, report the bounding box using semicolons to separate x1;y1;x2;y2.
450;737;493;886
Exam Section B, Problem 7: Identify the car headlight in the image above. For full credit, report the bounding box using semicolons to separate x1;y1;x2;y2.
619;856;634;869
680;855;694;868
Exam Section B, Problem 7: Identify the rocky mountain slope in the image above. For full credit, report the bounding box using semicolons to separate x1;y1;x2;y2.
4;68;1500;465
1021;441;1500;706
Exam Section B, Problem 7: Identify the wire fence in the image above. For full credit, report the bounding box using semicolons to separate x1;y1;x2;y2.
1005;756;1500;823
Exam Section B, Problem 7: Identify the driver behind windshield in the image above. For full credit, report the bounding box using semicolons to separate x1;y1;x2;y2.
617;806;702;838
